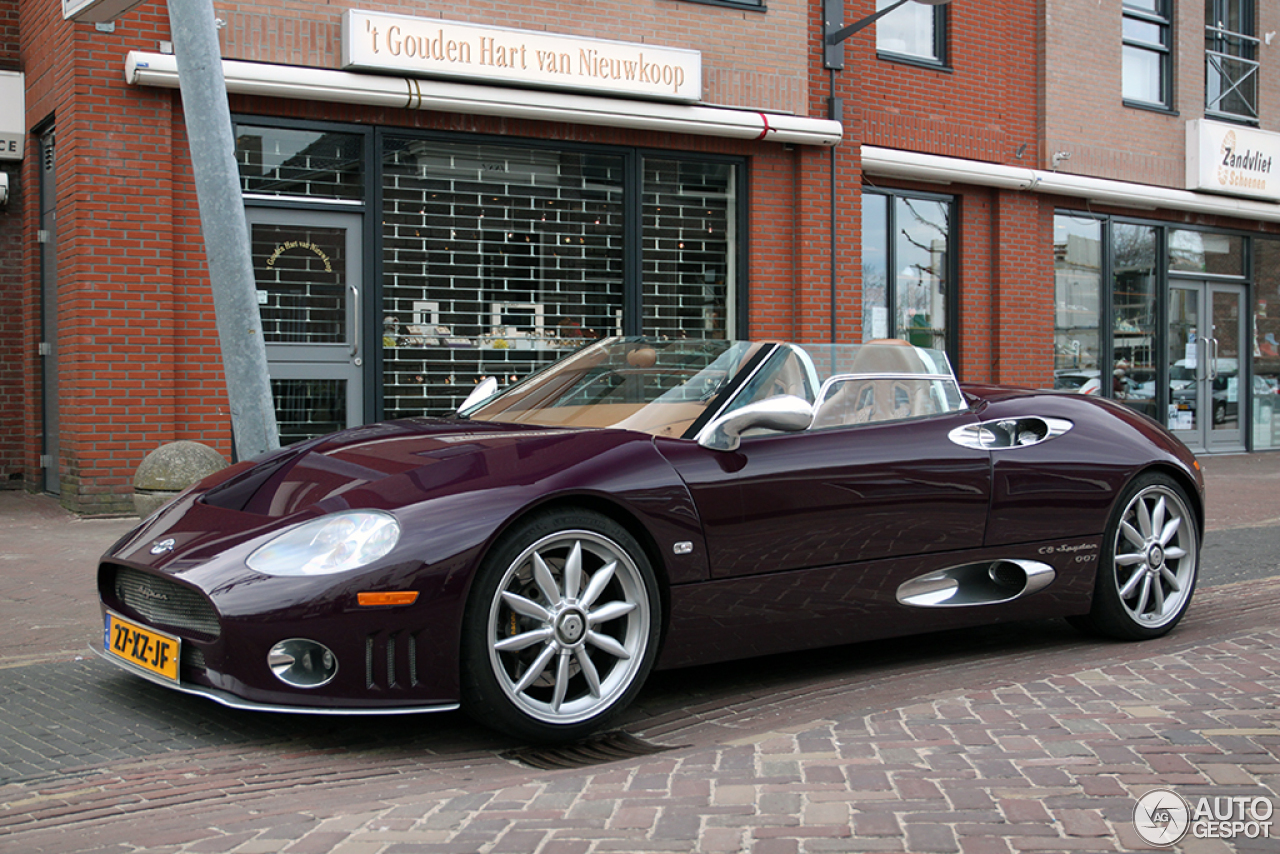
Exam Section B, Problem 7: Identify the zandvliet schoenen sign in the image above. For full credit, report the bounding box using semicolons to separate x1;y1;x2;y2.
1187;119;1280;203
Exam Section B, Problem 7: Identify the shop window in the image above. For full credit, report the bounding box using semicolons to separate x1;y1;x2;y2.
379;140;625;419
1206;0;1258;123
1112;223;1159;419
1254;239;1280;449
1169;229;1244;276
1122;0;1173;109
1053;215;1103;395
876;0;947;65
379;137;741;418
643;160;736;338
236;126;364;201
861;190;954;356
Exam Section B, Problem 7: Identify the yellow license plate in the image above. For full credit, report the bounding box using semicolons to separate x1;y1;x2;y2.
105;612;181;683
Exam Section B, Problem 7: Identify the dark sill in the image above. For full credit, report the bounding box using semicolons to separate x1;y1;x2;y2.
1122;99;1180;118
1204;112;1260;128
875;51;952;74
667;0;765;10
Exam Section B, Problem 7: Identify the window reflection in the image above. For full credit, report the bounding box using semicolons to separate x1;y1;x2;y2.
861;190;953;353
1054;216;1103;395
1112;223;1158;418
876;0;942;62
1255;239;1280;448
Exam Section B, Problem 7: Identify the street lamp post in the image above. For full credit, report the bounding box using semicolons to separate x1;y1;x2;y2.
820;0;954;341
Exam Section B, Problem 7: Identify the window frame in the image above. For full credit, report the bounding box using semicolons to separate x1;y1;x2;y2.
875;0;948;68
668;0;764;10
1205;0;1259;124
1122;0;1175;111
861;187;959;367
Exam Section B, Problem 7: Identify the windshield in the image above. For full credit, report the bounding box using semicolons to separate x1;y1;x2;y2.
464;339;762;437
464;337;965;438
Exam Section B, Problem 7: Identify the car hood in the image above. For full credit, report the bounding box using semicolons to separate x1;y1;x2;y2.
198;418;593;519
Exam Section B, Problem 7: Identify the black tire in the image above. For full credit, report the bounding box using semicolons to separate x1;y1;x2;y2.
460;509;661;742
1069;472;1199;641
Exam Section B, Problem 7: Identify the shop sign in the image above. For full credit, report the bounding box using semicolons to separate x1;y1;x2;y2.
0;71;24;161
1187;119;1280;202
341;10;702;103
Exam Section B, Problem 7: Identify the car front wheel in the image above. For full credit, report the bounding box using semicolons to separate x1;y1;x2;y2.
1072;473;1199;641
461;510;661;742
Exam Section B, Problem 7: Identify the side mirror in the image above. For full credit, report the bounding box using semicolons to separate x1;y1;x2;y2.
458;376;499;412
698;395;814;452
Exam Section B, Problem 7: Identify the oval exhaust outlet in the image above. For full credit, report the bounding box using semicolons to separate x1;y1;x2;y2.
897;559;1056;608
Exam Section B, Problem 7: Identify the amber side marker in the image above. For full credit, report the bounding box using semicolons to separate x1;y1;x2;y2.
357;591;419;607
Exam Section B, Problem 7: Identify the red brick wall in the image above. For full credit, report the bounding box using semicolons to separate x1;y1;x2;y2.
1;0;22;488
13;1;180;510
815;1;1052;386
212;0;812;117
9;0;825;512
0;170;20;488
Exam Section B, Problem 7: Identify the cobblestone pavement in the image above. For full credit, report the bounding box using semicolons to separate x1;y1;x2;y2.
0;452;1276;853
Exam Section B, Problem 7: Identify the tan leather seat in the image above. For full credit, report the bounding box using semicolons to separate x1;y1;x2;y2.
812;340;935;428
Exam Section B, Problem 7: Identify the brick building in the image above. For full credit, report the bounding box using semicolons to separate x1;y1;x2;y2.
1;0;1277;513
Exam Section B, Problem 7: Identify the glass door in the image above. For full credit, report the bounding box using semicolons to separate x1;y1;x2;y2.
1167;282;1246;452
248;209;364;445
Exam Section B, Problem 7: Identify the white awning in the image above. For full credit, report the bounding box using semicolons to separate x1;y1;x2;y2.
124;52;842;147
862;145;1280;223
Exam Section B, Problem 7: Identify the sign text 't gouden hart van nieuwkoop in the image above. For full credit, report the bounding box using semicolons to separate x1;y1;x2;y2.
341;10;702;103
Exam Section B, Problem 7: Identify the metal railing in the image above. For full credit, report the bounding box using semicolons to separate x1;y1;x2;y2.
1205;25;1260;122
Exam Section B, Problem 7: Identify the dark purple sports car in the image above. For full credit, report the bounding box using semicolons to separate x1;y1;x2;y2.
97;337;1204;741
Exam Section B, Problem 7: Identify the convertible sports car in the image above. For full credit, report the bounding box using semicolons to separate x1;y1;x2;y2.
96;337;1203;742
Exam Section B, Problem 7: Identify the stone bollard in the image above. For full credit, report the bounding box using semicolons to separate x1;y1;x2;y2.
133;441;229;518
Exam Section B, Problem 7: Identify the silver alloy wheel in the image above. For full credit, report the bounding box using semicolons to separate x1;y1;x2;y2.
1111;484;1197;629
486;528;652;725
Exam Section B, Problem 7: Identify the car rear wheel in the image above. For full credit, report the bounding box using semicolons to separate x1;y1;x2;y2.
461;509;661;742
1071;473;1199;640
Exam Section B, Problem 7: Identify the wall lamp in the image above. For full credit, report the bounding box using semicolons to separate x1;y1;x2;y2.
824;0;953;70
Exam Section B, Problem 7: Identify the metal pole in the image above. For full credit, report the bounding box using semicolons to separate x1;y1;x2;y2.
166;0;280;459
829;67;841;344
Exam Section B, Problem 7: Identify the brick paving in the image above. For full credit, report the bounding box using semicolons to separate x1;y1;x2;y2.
0;451;1277;853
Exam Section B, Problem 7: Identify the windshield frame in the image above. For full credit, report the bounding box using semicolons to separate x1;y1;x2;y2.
460;337;966;439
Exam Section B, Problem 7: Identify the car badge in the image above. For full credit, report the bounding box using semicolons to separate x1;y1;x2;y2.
137;585;170;602
150;538;176;555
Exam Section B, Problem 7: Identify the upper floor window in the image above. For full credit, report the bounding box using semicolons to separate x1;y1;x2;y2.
1206;0;1258;122
1122;0;1173;109
876;0;946;65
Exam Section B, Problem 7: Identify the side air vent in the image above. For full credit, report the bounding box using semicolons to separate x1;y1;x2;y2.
897;559;1056;608
113;565;220;638
365;631;421;690
949;416;1073;451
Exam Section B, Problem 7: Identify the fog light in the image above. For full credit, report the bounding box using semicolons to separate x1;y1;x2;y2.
268;639;338;688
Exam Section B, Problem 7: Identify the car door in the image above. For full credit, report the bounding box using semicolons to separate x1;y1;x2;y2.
659;407;992;579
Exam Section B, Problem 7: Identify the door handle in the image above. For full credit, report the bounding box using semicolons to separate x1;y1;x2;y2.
1208;337;1219;381
349;284;361;365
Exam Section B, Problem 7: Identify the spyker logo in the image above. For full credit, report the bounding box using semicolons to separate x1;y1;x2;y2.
136;585;170;602
150;538;176;555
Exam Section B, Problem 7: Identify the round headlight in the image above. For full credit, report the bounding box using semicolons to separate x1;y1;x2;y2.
247;511;401;577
